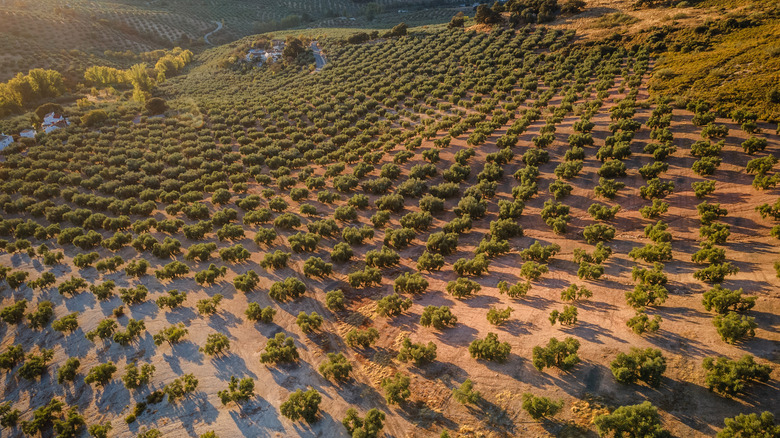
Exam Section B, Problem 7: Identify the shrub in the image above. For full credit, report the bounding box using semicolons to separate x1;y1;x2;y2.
532;337;580;372
588;203;620;221
455;195;487;219
153;323;188;346
234;270;260;292
700;223;731;244
497;280;531;299
52;312;79;333
245;303;276;323
122;361;155;389
196;294;223;315
253;227;278;246
288;232;320;253
469;332;511;362
156;290;187;309
443;215;473;234
319;352;352;382
85;362;117;386
416;251;445;271
280;388;321;422
522;393;563;420
487;307;513;325
693;180;716;198
155;261;189;281
582;224;616;244
420;306;457;330
426;232;459;255
540;200;570;234
303;257;332;278
342;225;374;245
629;242;672;263
717;412;780;438
195;264;227;285
330;242;354;262
383;227;416;249
640;178;675;199
269;277;306;301
490;218;523;240
345;327;380;349
694;263;739;283
342;408;386;438
164;374;199;402
626;310;662;335
397;337;437;365
348;267;382;288
260;332;299;364
549;180;573;200
366;246;400;268
703;285;756;314
381;373;411;405
610;348;666;387
447;277;481;299
594;178;625;199
1;300;27;324
376;293;412;317
639;161;669;180
598;160;627;178
452;379;481;404
639;199;669;219
393;272;429;294
702;355;771;396
27;301;54;329
0;344;24;370
742;136;768;154
549;306;578;325
594;402;670;438
713;312;757;344
454;254;490;276
520;261;548;281
200;333;230;356
218;376;255;406
296;311;324;333
274;213;301;229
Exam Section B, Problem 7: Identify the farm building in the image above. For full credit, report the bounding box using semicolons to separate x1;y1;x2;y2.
19;129;36;139
0;134;13;151
42;112;70;133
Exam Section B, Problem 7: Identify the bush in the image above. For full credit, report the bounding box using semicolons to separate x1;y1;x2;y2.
532;337;580;372
296;311;323;333
196;294;223;316
610;348;666;387
742;136;768;154
218;376;255;406
443;215;473;234
469;332;511;362
393;272;429;294
629;242;672;263
383;227;416;249
639;199;669;219
381;373;411;405
27;301;54;329
420;306;457;330
260;332;299;364
397;337;437;365
200;333;230;356
497;280;531;299
702;355;771;396
447;277;481;299
549;305;578;325
345;327;380;349
490;218;523;240
588;203;620;221
540;200;570;234
52;312;79;333
303;257;332;278
152;323;188;346
342;408;385;438
594;402;670;438
640;178;675;199
269;277;306;301
280;388;321;422
331;242;354;262
713;312;757;344
234;270;260;292
549;180;573;200
598;160;627;178
348;267;382;288
245;303;275;323
426;232;459;255
417;251;445;271
694;263;739;283
703;285;756;314
594;178;625;199
520;261;548;281
85;362;117;386
342;225;374;245
366;246;400;268
582;224;616;244
455;195;487;219
57;357;80;384
0;344;24;370
693;180;716;198
487;307;513;325
454;254;490;276
318;352;352;382
522;393;563;420
1;300;27;324
700;223;731;244
376;293;412;317
122;361;155;389
717;412;780;438
639;161;669;180
452;379;481;404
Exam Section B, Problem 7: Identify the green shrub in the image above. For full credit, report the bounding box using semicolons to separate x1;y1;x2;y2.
594;402;670;438
376;293;412;317
420;306;457;329
452;379;481;404
713;312;757;344
280;388;321;422
521;393;563;420
381;373;411;405
610;348;666;387
260;332;299;364
626;310;662;335
469;332;511;362
703;355;770;396
319;353;352;381
487;307;513;325
345;327;380;349
348;267;382;288
583;224;616;243
594;178;625;199
269;277;306;301
703;285;756;314
692;180;716;198
296;311;323;334
397;337;437;365
694;263;739;283
549;305;578;325
342;408;386;438
532;337;580;372
639;199;669;219
717;412;780;438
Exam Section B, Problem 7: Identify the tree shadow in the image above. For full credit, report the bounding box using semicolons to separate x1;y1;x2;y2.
565;321;628;345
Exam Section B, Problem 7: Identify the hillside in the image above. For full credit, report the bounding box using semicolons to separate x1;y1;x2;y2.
1;1;780;438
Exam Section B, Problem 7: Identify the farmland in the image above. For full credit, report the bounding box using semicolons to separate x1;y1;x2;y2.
1;1;780;438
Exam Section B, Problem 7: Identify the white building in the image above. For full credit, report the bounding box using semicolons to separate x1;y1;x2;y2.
0;133;13;151
42;112;70;133
19;129;36;139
